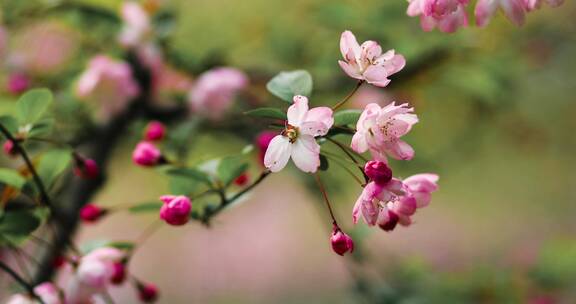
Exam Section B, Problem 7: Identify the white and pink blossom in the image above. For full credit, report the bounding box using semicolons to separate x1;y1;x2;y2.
264;95;334;173
338;31;405;87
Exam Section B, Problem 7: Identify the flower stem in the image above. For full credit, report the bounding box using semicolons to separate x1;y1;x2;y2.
313;172;338;227
332;80;363;111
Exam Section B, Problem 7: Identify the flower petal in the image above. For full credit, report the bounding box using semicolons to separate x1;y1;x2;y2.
290;135;320;173
340;30;361;60
264;135;292;172
287;95;309;126
363;65;391;87
385;139;415;160
338;60;363;80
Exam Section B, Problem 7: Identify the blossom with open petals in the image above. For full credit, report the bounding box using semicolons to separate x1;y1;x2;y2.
351;102;418;162
407;0;470;33
475;0;526;27
338;31;405;87
264;95;333;173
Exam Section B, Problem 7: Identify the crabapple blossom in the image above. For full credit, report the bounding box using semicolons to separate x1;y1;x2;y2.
73;157;99;179
364;160;393;185
330;227;354;256
338;31;405;87
132;141;162;166
188;67;248;120
407;0;470;33
144;121;166;141
76;55;140;121
80;203;107;223
475;0;526;27
159;195;192;226
119;1;151;48
351;102;418;162
264;95;334;173
403;173;440;208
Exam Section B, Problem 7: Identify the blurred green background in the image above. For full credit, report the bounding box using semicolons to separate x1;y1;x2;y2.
1;0;576;303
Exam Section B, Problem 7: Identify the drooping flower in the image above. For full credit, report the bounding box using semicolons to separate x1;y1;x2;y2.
330;227;354;256
475;0;526;27
76;55;140;121
159;195;192;226
264;95;334;173
188;67;248;120
144;121;166;141
338;31;405;87
132;141;163;167
407;0;470;33
79;203;107;223
351;102;418;162
118;1;152;48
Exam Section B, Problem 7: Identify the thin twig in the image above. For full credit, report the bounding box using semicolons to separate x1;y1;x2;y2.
0;261;45;304
332;80;363;111
313;172;338;226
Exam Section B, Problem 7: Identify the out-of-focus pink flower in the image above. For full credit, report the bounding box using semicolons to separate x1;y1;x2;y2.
132;141;162;167
364;160;393;185
475;0;526;27
118;1;151;48
80;203;107;223
6;72;30;94
76;55;140;121
144;121;166;141
338;31;405;87
330;227;354;256
159;195;192;226
352;174;438;232
6;282;63;304
407;0;469;33
256;131;276;165
522;0;564;11
137;282;159;303
3;140;17;157
188;67;248;120
73;157;99;180
351;102;418;162
264;95;334;173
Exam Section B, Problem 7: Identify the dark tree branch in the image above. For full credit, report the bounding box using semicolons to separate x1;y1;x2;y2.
0;261;45;304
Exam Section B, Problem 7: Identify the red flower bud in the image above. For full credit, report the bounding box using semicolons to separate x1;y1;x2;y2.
79;203;107;223
234;173;249;186
255;131;276;165
159;195;191;226
3;140;17;157
144;121;166;141
74;157;99;179
364;160;392;185
110;262;127;285
137;282;159;303
330;227;354;256
132;141;162;167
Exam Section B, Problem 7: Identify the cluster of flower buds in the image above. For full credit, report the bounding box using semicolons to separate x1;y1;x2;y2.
407;0;564;33
132;121;167;167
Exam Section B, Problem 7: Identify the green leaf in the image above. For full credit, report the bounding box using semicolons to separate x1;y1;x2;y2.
38;149;72;188
16;88;53;124
0;209;41;246
333;109;362;126
0;168;26;189
319;154;329;171
164;167;213;186
266;70;313;102
168;175;198;195
0;115;19;135
245;107;287;120
108;241;135;251
128;202;163;214
28;118;55;138
217;156;249;187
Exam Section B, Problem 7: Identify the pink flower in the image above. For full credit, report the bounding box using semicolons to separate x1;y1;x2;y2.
403;173;439;208
523;0;564;11
137;282;159;303
351;102;418;162
256;131;276;164
80;203;107;223
188;67;248;120
73;157;99;179
144;121;166;141
352;179;405;226
330;227;354;256
7;72;30;94
264;95;334;173
475;0;526;27
132;141;162;167
159;195;192;226
76;247;125;288
364;160;393;185
76;55;140;121
407;0;469;33
338;31;405;87
3;140;17;157
118;1;151;48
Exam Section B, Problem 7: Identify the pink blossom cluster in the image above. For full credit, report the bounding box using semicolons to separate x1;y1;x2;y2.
407;0;564;33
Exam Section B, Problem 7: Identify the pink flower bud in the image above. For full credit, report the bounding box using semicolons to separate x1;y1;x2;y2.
137;282;159;303
159;195;191;226
144;121;166;141
7;72;30;95
364;161;392;185
80;203;107;223
73;157;99;179
110;262;127;285
234;172;249;186
255;131;276;164
3;140;17;157
132;141;162;167
330;227;354;256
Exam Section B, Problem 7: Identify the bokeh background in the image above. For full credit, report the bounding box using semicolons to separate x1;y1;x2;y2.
1;0;576;303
